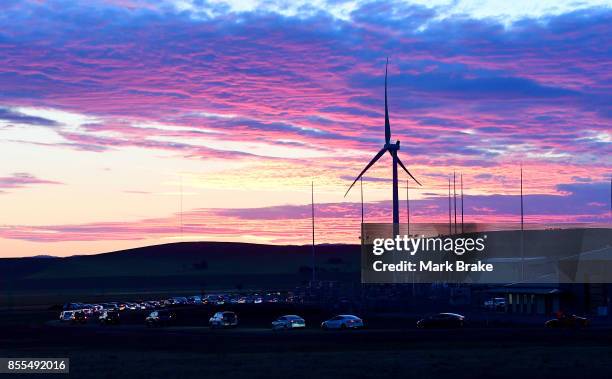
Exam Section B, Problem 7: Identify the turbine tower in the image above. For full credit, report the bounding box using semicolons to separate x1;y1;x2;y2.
345;58;422;234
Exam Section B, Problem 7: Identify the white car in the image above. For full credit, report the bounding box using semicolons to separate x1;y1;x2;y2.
91;304;104;313
321;315;363;330
59;311;75;322
272;315;306;330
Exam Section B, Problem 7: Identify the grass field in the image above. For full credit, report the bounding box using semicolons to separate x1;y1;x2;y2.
3;320;612;379
2;346;611;379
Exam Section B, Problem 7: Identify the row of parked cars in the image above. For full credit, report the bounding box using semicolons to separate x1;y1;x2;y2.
145;311;364;330
61;292;293;314
59;310;476;330
60;308;364;330
59;309;590;329
191;312;362;330
59;309;120;324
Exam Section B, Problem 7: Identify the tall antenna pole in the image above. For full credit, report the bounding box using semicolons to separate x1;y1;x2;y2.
406;180;410;237
360;177;364;225
392;150;400;237
360;177;364;245
520;164;524;281
461;173;464;234
448;177;452;235
453;171;457;235
180;174;183;240
520;164;524;231
311;181;316;284
407;179;414;294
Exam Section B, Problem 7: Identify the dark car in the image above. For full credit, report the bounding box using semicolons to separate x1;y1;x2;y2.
272;315;306;330
545;314;589;328
209;311;238;328
145;310;176;327
73;310;88;324
417;313;465;328
99;310;120;325
102;303;118;311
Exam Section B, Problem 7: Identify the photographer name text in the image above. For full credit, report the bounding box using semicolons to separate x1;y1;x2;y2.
370;235;493;273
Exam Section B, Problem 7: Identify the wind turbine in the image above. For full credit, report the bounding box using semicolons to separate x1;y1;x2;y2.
344;58;422;234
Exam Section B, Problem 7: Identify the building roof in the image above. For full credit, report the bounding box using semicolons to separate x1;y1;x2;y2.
486;287;561;295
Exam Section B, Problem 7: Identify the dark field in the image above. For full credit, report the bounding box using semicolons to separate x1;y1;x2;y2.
1;306;612;379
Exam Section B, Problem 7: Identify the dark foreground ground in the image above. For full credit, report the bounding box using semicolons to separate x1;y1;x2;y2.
1;307;612;378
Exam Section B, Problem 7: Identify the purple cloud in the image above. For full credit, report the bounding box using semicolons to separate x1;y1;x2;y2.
0;108;59;127
0;181;607;244
0;173;63;192
0;1;609;252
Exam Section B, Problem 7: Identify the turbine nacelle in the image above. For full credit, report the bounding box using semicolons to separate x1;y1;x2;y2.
385;141;400;151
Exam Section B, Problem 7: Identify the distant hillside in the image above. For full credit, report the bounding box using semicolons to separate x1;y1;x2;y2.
0;242;362;294
1;228;609;300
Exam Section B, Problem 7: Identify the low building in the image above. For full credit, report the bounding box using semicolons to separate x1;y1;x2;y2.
486;286;561;315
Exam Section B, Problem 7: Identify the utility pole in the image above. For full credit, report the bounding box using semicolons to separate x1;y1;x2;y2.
360;177;364;245
448;177;452;235
461;173;464;234
180;174;183;240
453;171;457;235
520;164;524;281
520;164;524;231
360;177;364;225
311;181;316;284
406;180;410;237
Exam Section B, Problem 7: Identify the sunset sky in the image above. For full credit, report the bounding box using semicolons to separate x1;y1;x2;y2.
0;0;610;257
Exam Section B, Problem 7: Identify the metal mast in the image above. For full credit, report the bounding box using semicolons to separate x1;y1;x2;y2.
453;171;457;235
461;173;464;234
448;177;452;235
311;181;316;283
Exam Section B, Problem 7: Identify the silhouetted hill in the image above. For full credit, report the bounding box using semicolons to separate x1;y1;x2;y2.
1;228;609;303
0;242;362;295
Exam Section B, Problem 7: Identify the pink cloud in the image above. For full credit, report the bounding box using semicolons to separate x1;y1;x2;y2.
0;173;62;192
1;182;607;245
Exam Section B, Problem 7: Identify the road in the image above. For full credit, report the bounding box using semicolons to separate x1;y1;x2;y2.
1;312;612;378
7;319;610;353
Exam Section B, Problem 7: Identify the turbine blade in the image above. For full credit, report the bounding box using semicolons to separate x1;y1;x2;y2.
396;155;422;186
344;148;387;197
385;57;391;144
